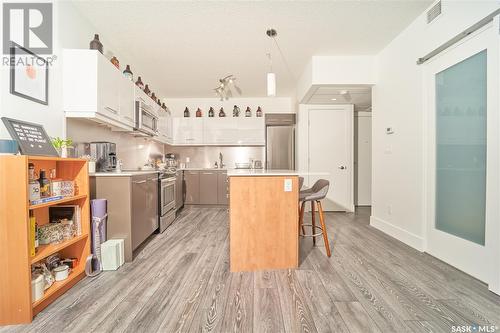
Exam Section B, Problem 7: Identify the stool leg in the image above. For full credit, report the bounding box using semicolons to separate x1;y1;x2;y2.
317;201;331;257
299;201;306;236
311;201;316;245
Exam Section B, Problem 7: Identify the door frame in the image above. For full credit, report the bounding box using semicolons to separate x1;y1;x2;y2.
422;21;500;294
298;104;354;212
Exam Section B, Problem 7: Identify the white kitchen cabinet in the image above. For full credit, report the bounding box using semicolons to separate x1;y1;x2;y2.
63;49;135;131
170;116;264;146
119;77;135;127
173;118;204;144
156;108;173;144
204;118;238;144
237;118;265;145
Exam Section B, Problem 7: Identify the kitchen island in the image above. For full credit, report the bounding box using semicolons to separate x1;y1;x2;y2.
228;169;299;272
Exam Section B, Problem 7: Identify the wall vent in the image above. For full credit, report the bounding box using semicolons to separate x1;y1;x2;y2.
427;1;442;24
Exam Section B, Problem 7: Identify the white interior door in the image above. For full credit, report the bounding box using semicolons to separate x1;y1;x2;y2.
308;105;354;212
354;112;372;206
425;23;500;292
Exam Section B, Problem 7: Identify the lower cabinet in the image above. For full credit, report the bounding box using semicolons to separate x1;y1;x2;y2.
200;171;218;204
90;173;159;263
217;172;229;205
184;171;200;204
183;170;227;206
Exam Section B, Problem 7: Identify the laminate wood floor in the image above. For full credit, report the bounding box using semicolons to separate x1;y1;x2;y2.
2;207;499;333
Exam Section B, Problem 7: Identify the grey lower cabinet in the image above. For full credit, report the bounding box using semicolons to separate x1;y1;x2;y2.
90;173;159;262
183;170;227;206
184;171;200;204
217;172;228;205
200;171;218;204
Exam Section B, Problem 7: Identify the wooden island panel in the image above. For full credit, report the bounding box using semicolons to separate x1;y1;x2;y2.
229;175;298;272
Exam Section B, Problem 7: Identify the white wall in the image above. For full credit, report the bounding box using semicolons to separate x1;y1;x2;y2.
297;56;376;102
371;1;500;250
165;97;293;118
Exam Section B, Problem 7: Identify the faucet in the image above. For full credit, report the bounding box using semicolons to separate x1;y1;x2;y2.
219;152;225;169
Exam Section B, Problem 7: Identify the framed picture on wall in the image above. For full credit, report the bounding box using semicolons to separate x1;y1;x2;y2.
9;42;49;105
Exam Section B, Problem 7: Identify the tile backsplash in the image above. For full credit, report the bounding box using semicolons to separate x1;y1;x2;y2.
67;119;164;169
165;145;264;169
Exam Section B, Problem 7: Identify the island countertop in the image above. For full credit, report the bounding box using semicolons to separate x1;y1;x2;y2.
227;169;298;176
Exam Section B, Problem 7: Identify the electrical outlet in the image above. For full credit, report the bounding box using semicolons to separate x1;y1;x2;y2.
284;179;292;192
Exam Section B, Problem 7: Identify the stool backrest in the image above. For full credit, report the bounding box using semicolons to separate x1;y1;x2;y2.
298;177;304;190
310;179;330;199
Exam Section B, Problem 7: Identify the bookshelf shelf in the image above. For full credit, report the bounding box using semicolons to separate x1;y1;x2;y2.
29;194;87;210
30;234;88;264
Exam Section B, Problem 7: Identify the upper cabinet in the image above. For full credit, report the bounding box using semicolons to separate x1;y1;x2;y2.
170;117;265;146
63;49;136;131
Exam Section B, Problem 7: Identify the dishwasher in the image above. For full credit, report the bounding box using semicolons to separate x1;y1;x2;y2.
131;174;158;249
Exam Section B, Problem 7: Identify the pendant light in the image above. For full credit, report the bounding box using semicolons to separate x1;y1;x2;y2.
266;53;276;97
266;29;277;97
265;28;295;97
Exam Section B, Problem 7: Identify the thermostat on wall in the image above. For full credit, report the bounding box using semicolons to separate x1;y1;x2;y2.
386;127;394;134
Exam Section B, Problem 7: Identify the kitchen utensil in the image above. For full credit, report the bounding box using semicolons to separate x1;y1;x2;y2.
31;274;44;302
235;162;252;169
53;265;70;281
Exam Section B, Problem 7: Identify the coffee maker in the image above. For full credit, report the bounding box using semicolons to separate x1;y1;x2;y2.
86;142;117;172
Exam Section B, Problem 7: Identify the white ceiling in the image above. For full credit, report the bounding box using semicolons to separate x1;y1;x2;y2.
73;1;430;99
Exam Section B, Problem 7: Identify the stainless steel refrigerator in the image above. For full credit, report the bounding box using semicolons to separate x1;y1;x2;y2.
265;114;296;170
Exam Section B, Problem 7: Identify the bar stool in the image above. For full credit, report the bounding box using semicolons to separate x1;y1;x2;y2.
298;179;331;257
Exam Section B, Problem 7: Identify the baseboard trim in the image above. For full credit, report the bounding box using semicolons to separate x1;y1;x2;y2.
369;215;424;251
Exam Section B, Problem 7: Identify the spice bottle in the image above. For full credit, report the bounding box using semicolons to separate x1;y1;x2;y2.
208;107;215;117
245;107;251;117
196;108;202;117
135;76;144;90
110;56;120;69
256;106;263;117
233;105;240;117
144;84;151;96
123;65;133;81
184;107;190;117
151;92;157;103
28;163;40;202
89;34;103;54
219;107;226;117
38;169;50;198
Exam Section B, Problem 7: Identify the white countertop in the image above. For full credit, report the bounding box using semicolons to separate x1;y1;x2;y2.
90;170;159;177
227;169;298;176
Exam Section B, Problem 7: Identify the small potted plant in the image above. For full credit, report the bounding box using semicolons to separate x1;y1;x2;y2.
80;154;97;173
51;137;74;157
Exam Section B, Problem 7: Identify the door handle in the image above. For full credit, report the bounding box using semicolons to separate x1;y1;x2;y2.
339;166;346;170
133;180;146;184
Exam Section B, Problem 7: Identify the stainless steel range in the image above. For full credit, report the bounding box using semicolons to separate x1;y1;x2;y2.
158;171;176;233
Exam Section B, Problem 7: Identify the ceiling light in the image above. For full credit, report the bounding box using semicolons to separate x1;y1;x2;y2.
267;72;276;97
331;98;337;101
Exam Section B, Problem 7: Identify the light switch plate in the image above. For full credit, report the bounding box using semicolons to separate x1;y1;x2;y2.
284;179;292;192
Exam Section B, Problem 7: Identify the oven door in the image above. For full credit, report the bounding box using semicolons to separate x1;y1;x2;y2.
161;177;176;216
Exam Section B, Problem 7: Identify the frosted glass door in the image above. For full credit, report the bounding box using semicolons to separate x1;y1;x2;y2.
435;50;487;245
425;23;500;291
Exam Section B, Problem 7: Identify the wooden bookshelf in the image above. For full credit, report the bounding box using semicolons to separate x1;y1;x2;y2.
0;155;90;325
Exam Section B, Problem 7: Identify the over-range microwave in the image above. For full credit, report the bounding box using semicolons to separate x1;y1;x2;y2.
134;101;158;136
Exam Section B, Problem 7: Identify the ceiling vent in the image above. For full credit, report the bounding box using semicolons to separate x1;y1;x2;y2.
427;1;442;24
